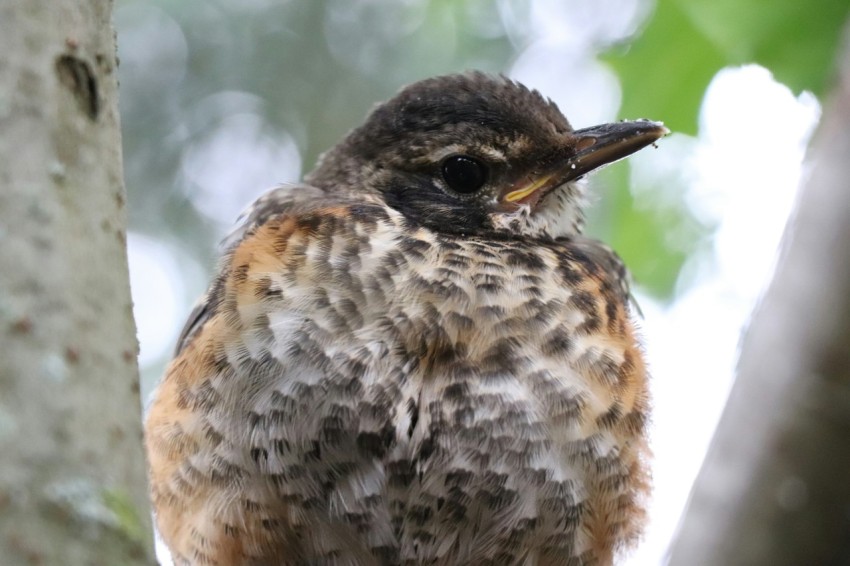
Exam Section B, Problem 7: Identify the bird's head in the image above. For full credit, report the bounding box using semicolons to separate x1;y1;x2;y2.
307;72;667;239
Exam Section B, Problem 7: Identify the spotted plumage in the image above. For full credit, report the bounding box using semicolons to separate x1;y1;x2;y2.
145;72;666;565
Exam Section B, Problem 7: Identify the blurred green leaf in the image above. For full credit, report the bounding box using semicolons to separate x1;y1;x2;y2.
602;0;726;136
681;0;850;96
609;188;690;299
587;164;695;299
605;0;850;135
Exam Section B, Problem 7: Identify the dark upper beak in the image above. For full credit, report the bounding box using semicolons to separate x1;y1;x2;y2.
502;119;669;206
565;119;669;182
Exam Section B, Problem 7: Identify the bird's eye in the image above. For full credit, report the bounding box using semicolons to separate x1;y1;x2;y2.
441;155;488;194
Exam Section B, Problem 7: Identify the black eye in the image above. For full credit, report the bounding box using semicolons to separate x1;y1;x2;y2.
441;155;488;194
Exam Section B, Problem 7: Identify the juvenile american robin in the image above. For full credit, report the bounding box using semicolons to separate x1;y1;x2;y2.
145;72;666;565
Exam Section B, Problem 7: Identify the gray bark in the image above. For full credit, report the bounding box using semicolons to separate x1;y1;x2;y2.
668;26;850;566
0;0;154;564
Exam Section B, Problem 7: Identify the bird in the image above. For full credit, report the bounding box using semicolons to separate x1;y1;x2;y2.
144;72;666;566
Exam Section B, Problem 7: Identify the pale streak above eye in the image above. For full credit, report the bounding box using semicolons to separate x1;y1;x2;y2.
425;144;507;163
478;146;507;161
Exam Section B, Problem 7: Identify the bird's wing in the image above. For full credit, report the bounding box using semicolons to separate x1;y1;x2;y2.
150;192;399;565
568;236;641;315
174;184;327;356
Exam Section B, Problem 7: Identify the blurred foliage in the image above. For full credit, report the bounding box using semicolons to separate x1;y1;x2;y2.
606;0;850;135
118;0;516;266
589;163;699;299
598;0;849;298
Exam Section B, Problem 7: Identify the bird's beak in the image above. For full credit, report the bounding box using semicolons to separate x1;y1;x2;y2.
502;120;669;206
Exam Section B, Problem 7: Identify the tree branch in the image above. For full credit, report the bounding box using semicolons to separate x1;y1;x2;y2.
0;1;153;563
668;23;850;566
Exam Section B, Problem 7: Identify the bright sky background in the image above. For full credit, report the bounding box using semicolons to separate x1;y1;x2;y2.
624;66;819;564
123;1;822;563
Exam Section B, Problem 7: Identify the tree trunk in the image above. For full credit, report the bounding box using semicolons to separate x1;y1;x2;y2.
0;1;154;564
668;25;850;566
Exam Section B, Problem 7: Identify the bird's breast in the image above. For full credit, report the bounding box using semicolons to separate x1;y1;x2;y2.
148;204;649;564
221;206;649;562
